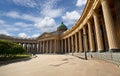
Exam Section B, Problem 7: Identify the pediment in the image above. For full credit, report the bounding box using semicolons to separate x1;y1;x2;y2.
41;33;50;38
37;32;51;39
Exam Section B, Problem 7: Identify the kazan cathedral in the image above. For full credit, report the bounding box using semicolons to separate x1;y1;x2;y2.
0;0;120;63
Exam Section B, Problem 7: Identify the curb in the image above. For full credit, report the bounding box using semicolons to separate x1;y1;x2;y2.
0;57;33;66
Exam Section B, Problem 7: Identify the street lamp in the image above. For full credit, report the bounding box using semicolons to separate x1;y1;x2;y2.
83;34;88;60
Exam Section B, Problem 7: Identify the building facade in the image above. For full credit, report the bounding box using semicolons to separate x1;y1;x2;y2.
35;0;120;54
1;0;120;63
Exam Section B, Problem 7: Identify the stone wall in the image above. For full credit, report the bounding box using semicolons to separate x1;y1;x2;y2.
71;52;120;65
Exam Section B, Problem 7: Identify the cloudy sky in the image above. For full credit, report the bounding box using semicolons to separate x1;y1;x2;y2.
0;0;87;38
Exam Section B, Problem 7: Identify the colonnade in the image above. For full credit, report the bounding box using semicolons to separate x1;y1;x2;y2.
37;39;59;54
61;0;120;53
18;43;37;53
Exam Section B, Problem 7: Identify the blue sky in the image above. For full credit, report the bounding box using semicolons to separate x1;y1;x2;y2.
0;0;86;38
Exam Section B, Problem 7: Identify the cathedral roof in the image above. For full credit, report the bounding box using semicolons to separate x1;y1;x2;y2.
57;22;67;31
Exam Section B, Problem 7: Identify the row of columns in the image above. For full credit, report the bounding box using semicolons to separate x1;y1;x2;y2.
37;39;59;54
19;43;37;53
61;0;120;53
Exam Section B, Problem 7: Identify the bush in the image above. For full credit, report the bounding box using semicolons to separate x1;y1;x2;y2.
0;39;26;57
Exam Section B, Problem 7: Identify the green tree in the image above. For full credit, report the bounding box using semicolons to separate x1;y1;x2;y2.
0;39;26;57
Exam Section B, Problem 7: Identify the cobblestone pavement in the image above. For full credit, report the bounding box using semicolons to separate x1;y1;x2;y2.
0;54;120;76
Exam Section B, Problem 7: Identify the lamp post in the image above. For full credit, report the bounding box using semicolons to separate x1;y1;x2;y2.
83;34;88;60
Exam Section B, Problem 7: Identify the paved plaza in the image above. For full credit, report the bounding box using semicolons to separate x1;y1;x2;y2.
0;55;120;76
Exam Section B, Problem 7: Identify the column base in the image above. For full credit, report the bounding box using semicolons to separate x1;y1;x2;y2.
97;50;106;53
109;49;120;52
90;51;96;52
79;51;84;53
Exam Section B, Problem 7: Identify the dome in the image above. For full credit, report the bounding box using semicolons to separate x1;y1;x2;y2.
57;22;67;32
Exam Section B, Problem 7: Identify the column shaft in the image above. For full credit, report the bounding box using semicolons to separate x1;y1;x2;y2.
68;37;70;53
39;41;42;53
93;12;104;51
78;30;83;52
54;40;56;53
75;33;78;52
46;41;48;53
38;42;40;53
88;21;95;52
61;39;63;53
101;0;119;50
50;40;52;53
65;39;67;53
43;41;45;53
83;27;88;52
71;36;74;53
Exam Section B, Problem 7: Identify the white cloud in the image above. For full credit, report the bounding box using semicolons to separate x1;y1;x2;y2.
18;33;39;38
22;14;41;22
62;10;80;26
35;17;56;28
6;11;20;18
14;22;33;28
12;0;37;8
6;27;19;31
76;0;87;7
0;23;19;33
0;30;9;35
18;33;29;38
4;11;58;35
34;17;57;32
31;34;39;38
0;20;5;24
40;0;63;18
5;11;41;22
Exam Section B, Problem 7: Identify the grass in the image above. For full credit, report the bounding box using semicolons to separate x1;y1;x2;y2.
0;54;32;61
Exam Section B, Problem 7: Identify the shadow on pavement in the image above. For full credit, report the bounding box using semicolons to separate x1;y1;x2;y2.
50;61;68;67
73;55;87;60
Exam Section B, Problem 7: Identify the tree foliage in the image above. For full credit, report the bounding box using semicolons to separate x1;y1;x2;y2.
0;39;26;56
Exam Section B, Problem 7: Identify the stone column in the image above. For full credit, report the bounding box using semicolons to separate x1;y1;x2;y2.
37;42;39;53
64;39;66;53
49;40;52;53
75;33;78;52
31;43;33;52
71;36;74;54
24;44;27;51
68;37;70;53
61;39;63;53
52;40;53;53
57;40;60;53
87;21;95;52
93;11;104;51
26;44;28;52
83;27;88;52
32;43;33;52
34;43;36;52
25;43;28;53
27;44;29;52
78;30;83;52
40;42;41;53
48;40;50;53
44;41;46;53
29;44;31;53
42;41;45;53
54;40;56;54
46;40;48;53
101;0;119;51
56;40;58;53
